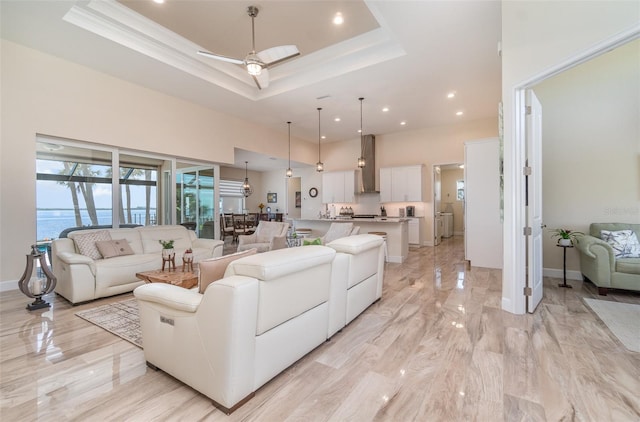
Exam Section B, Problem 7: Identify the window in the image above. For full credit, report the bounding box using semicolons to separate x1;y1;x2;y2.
456;180;465;201
36;139;160;240
36;137;218;241
219;179;245;214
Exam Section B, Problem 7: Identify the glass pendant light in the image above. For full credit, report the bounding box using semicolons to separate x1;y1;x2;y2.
316;108;324;172
241;161;253;197
357;97;366;168
286;121;293;177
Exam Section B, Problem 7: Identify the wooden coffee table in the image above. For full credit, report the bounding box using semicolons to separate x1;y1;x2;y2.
136;267;199;290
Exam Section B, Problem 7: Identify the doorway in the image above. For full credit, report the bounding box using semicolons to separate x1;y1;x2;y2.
433;163;464;246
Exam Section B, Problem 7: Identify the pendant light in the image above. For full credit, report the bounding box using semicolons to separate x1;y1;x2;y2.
357;97;366;168
316;107;324;172
241;161;253;197
286;121;293;177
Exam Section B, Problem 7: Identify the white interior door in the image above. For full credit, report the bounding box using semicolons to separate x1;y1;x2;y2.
526;90;543;313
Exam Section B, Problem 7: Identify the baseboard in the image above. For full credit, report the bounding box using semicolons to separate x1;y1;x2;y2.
0;279;19;292
543;268;583;281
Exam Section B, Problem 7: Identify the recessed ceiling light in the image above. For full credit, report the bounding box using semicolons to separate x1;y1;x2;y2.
334;117;341;122
153;0;165;4
357;129;362;133
400;121;407;126
382;107;389;112
459;164;464;169
321;135;326;139
447;92;456;99
456;111;464;116
333;12;344;25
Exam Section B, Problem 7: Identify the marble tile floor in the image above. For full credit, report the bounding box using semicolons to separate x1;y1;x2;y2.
1;236;639;421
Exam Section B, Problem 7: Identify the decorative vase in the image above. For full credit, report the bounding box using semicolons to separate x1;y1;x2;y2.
558;238;572;246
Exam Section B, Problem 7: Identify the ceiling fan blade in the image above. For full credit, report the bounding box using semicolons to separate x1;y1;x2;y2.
252;68;269;90
257;45;300;67
197;50;244;65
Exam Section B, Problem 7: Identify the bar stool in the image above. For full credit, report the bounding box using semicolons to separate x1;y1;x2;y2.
368;231;388;262
294;228;312;238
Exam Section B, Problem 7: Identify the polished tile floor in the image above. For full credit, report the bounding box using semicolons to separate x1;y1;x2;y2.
1;236;638;421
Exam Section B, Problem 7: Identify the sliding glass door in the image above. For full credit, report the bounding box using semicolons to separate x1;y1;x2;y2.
176;165;216;238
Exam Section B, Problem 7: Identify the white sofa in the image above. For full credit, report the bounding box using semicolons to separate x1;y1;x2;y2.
52;225;224;304
133;234;385;414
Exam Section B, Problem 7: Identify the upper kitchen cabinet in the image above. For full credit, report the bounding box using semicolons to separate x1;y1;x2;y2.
380;165;423;203
322;170;357;203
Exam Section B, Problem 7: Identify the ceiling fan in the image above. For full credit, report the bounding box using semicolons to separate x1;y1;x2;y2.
197;5;300;90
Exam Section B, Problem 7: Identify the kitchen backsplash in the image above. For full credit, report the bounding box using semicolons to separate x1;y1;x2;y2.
328;194;427;217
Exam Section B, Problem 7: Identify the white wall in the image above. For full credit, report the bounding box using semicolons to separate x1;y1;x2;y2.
535;39;640;277
501;0;640;313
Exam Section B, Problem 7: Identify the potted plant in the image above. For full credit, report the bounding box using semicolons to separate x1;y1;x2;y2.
550;228;583;246
159;239;175;257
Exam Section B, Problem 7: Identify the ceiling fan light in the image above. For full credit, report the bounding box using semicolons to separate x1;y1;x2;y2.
245;54;263;76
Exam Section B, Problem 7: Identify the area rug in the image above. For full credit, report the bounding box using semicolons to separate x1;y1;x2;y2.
583;298;639;353
75;298;142;348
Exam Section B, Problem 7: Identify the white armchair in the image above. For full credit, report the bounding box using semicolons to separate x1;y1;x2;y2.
237;221;289;253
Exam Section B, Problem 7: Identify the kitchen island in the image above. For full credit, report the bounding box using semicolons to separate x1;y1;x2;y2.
293;218;409;263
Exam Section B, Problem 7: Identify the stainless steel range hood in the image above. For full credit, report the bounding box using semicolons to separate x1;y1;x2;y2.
359;134;378;193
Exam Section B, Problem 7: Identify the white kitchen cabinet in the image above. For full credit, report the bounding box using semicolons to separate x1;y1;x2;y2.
380;165;423;202
379;167;392;203
322;170;356;203
408;217;422;245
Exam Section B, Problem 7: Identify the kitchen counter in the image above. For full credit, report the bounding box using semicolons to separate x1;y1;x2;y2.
294;218;409;263
317;217;410;223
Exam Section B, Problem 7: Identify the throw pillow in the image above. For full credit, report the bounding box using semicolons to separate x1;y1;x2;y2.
198;248;257;294
303;237;322;246
95;239;134;259
73;230;111;260
600;230;640;258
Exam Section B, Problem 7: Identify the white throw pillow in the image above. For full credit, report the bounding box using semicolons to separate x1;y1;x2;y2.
600;230;640;258
73;230;111;260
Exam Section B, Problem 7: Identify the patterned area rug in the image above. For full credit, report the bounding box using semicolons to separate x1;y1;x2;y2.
584;298;640;353
75;298;142;348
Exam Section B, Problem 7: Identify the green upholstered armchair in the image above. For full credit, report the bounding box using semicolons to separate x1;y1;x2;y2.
575;223;640;295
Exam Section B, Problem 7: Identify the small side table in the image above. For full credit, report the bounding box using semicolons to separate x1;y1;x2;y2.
557;244;573;288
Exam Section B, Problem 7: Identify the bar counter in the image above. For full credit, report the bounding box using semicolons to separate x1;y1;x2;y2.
293;218;409;263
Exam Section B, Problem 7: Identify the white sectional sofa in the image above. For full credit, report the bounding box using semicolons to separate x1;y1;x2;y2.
133;234;385;414
52;225;224;304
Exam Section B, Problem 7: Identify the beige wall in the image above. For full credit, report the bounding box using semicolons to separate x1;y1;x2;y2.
0;40;316;282
536;40;640;275
501;0;639;312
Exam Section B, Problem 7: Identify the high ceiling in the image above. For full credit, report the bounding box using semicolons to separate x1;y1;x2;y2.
1;0;502;169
